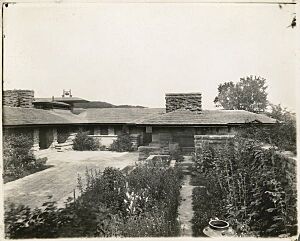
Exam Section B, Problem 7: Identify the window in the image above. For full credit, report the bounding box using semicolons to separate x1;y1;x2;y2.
100;126;108;135
83;126;94;135
146;126;152;133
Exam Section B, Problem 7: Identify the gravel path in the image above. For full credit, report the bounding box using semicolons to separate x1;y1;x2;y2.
4;151;138;209
178;156;195;236
178;174;194;236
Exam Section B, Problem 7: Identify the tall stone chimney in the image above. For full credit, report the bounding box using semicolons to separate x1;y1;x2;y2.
165;92;202;113
3;89;34;108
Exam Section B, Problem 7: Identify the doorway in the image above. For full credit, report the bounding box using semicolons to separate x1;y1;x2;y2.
39;127;54;149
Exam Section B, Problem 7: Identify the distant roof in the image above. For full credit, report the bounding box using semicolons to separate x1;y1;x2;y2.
3;106;84;126
79;108;165;124
35;97;89;103
138;109;277;125
33;100;70;107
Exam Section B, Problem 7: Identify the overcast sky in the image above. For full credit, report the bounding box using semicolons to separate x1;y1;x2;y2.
3;2;296;110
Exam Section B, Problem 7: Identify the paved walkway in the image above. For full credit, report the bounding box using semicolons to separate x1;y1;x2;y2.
178;156;195;236
4;151;138;209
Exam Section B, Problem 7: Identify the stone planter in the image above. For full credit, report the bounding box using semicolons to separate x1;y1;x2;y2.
203;219;236;237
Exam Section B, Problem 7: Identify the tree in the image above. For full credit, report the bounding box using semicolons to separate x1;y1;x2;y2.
214;76;268;113
267;104;296;153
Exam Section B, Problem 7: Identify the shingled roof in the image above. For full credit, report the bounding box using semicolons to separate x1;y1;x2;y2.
137;109;277;125
2;106;85;126
3;106;276;127
79;108;165;124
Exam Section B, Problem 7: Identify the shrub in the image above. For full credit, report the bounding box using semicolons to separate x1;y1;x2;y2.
237;104;297;154
110;131;132;152
99;145;107;151
73;131;99;151
5;163;182;238
57;128;71;143
3;131;49;182
169;144;184;162
191;137;297;237
192;186;226;236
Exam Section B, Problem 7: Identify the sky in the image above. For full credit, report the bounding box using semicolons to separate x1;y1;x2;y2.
3;2;297;110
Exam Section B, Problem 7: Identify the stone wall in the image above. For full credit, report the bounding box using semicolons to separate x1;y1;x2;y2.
55;133;76;151
194;134;235;153
138;146;162;161
3;89;34;108
262;147;297;186
165;92;202;113
130;134;140;151
275;152;296;185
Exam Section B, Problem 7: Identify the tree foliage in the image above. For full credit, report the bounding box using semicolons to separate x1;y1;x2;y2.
214;76;268;113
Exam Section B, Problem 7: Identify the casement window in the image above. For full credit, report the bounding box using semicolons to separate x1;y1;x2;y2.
100;126;109;135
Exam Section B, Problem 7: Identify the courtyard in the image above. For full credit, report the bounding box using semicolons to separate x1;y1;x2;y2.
4;150;138;209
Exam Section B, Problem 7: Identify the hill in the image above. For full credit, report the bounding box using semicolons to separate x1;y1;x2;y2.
73;101;145;109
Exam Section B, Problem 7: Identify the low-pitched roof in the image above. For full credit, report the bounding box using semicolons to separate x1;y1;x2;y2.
3;106;84;126
79;108;165;124
35;97;89;103
2;106;276;127
33;101;71;107
137;109;277;125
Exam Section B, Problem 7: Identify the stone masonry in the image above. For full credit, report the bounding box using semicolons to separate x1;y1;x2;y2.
165;93;202;113
3;89;34;108
194;134;235;153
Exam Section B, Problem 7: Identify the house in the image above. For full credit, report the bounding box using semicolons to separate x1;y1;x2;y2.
2;90;276;153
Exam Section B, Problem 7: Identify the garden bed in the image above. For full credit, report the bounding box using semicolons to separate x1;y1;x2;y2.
5;159;182;238
191;137;297;238
191;173;226;237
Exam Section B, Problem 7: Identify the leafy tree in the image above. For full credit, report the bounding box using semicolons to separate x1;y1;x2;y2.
214;76;268;113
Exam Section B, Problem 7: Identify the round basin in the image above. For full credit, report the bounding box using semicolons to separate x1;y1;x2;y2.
209;219;229;230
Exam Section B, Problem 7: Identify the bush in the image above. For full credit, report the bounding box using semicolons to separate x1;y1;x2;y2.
73;131;99;151
192;186;226;236
110;131;132;152
238;104;297;154
169;144;184;162
5;162;182;238
99;145;107;151
191;137;297;237
3;131;49;183
57;128;71;143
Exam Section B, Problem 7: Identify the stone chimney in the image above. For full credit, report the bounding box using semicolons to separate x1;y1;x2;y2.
3;89;34;108
165;92;202;113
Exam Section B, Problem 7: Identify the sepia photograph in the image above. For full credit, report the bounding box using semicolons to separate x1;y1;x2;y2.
1;0;298;239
